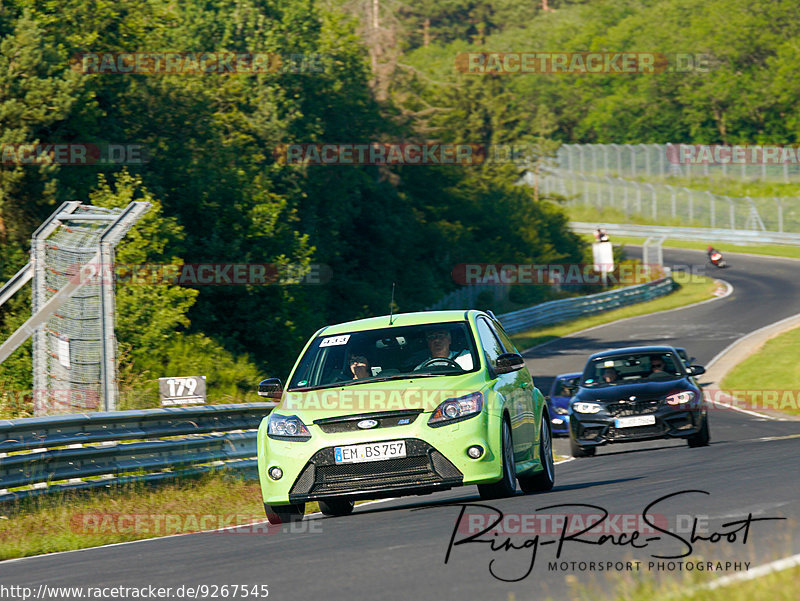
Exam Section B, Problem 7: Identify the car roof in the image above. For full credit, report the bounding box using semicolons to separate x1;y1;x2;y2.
555;372;582;380
587;345;680;361
317;310;489;336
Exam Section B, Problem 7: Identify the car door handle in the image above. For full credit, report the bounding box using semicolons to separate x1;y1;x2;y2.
520;382;529;389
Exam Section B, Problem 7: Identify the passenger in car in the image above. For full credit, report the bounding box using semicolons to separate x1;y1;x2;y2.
349;354;372;379
602;367;619;383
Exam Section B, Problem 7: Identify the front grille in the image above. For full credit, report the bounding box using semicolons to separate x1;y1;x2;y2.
314;410;423;434
608;424;665;439
289;438;462;500
605;399;662;417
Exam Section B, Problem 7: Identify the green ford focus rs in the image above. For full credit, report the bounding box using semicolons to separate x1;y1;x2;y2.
257;310;555;524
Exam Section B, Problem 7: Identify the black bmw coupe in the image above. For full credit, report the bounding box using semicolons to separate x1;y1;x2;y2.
569;346;709;457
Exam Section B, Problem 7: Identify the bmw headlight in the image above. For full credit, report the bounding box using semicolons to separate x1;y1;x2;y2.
553;406;569;415
267;414;311;440
666;391;696;405
428;392;483;427
573;401;602;414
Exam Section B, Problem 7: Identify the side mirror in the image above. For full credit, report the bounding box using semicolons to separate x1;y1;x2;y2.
496;352;525;375
258;378;283;400
689;365;706;376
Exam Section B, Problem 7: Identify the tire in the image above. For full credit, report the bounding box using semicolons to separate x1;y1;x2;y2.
319;498;355;517
687;414;710;447
264;502;305;525
518;410;555;493
478;418;517;500
569;435;596;457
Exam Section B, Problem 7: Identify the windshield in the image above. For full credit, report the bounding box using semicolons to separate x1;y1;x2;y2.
552;376;579;398
581;352;684;387
288;321;479;390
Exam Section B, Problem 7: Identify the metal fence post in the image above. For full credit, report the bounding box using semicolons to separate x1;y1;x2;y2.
664;185;676;219
612;144;622;175
683;187;694;223
727;197;735;229
630;146;636;177
645;183;656;219
635;182;642;214
706;191;715;228
620;178;629;216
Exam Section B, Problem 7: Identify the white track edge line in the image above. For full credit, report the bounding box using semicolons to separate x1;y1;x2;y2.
705;551;800;590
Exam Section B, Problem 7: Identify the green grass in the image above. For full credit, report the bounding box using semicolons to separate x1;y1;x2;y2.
721;325;800;416
2;449;570;560
583;234;800;260
628;175;800;199
558;174;800;233
0;474;270;560
555;565;800;601
510;275;720;351
567;204;705;229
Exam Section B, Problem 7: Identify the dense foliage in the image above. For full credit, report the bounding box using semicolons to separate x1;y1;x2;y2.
6;0;791;408
0;0;587;408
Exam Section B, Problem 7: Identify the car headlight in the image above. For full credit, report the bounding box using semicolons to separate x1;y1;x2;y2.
428;392;483;427
267;414;311;440
553;406;569;415
573;401;602;414
666;391;696;405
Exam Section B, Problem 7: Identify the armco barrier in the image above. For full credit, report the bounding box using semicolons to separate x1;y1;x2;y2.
497;273;675;334
569;221;800;246
0;403;275;502
0;276;676;500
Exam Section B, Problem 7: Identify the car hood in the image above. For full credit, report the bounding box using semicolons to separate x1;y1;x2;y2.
276;372;487;421
549;395;572;409
574;378;696;403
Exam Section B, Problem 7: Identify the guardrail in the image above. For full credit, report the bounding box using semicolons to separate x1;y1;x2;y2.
569;222;800;246
497;273;675;335
0;403;275;502
1;273;678;500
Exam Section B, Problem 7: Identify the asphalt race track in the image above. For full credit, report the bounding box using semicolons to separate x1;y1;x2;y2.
3;248;800;601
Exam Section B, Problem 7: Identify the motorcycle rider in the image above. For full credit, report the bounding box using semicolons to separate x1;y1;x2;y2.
707;245;726;268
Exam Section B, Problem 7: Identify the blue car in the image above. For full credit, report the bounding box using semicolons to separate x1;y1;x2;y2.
547;372;581;437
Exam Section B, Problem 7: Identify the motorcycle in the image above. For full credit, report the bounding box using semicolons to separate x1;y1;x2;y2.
707;247;728;268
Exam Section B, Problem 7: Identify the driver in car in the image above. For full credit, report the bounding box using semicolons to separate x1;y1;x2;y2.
416;328;473;370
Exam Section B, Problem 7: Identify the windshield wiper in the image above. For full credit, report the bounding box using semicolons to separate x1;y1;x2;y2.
368;373;441;382
288;372;441;392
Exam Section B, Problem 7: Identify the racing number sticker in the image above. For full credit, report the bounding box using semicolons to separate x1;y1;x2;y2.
320;335;350;347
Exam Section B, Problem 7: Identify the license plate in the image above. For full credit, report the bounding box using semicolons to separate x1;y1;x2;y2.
334;441;407;464
614;415;656;428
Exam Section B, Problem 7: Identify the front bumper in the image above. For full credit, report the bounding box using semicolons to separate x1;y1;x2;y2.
549;414;569;436
287;438;463;503
258;408;505;505
570;403;705;446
